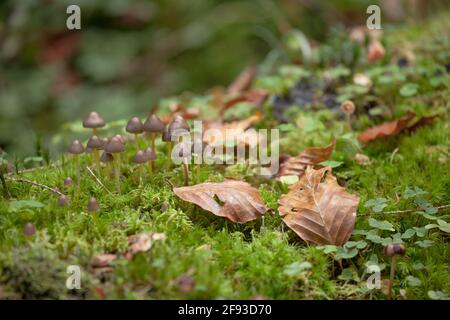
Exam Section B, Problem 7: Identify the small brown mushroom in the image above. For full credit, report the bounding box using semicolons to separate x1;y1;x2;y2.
384;243;406;299
340;100;355;131
132;150;148;184
166;115;190;164
176;142;191;186
58;194;69;207
105;137;125;193
87;197;100;218
68;140;85;185
126;117;144;149
83;112;105;135
144;147;156;179
23;222;36;237
64;177;73;186
100;151;113;178
143;113;165;150
87;135;104;176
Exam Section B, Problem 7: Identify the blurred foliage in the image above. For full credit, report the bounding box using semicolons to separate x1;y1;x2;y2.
0;0;446;156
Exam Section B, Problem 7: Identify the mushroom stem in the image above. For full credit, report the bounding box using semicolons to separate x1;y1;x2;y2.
151;133;156;150
388;255;397;300
113;155;121;194
182;157;189;186
93;149;101;176
92;128;97;136
0;171;11;198
139;165;144;185
346;114;352;131
148;160;153;179
74;155;81;186
134;134;140;150
167;142;173;163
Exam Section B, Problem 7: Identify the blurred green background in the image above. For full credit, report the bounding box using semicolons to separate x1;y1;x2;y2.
0;0;446;157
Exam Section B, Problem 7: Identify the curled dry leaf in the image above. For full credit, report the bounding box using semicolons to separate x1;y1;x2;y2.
357;112;416;143
278;166;359;246
276;139;335;179
173;180;268;223
220;89;268;115
367;40;385;63
127;232;166;256
203;112;262;147
228;66;256;95
92;254;117;268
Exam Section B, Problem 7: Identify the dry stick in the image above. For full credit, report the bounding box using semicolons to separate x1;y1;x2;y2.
86;166;113;195
359;204;450;216
6;177;65;197
5;163;61;176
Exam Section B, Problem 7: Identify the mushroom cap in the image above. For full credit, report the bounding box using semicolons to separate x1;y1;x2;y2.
64;177;73;186
384;243;406;257
126;117;144;134
87;197;100;212
132;150;148;164
58;195;69;207
143;114;165;133
144;147;157;161
68;140;85;155
105;136;125;153
100;151;113;163
340;100;356;115
23;222;36;237
83;112;105;129
169;115;190;133
114;134;127;145
87;135;104;149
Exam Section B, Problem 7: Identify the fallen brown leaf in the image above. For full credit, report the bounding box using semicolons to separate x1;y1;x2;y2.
173;180;268;223
203;112;262;147
220;89;268;115
278;166;359;246
127;232;166;256
357;112;416;143
407;114;437;133
92;254;117;268
228;66;256;95
276;139;336;179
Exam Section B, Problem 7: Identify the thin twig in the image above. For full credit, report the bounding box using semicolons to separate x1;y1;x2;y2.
6;177;64;196
86;166;113;195
5;163;61;176
359;204;450;216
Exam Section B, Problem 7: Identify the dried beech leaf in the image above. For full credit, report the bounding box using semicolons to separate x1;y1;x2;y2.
173;180;268;223
92;254;117;268
276;139;336;179
407;115;437;133
203;112;262;147
357;111;416;143
278;166;359;246
128;232;166;256
228;66;256;95
220;89;268;115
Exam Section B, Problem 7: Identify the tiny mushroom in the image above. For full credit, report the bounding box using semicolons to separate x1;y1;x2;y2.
64;177;73;187
87;197;100;218
144;147;156;179
166;115;190;163
126;117;144;149
383;243;406;299
143;113;165;150
83;112;105;135
131;150;148;184
87;135;104;175
58;194;69;207
23;222;36;237
105;136;125;193
68;140;85;184
176;142;191;186
100;151;114;178
340;100;355;131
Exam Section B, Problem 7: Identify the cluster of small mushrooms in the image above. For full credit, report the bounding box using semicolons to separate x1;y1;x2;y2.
67;111;191;197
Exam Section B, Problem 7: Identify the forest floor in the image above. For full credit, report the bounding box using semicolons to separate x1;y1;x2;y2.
0;13;449;299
